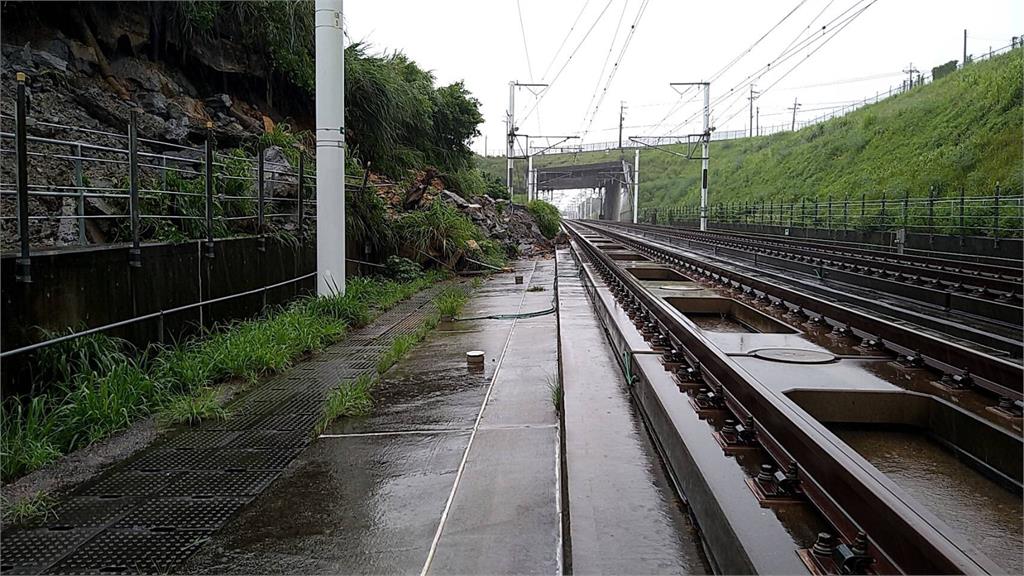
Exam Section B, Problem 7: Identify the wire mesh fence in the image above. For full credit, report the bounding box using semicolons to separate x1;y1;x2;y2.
641;188;1024;239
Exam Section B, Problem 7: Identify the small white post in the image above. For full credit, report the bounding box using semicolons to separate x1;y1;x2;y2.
527;154;533;202
315;0;345;295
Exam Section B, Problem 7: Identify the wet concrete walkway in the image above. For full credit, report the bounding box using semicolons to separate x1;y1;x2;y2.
557;249;709;574
184;260;561;575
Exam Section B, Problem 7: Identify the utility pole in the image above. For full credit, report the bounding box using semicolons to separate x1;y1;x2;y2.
748;84;760;137
507;81;547;201
902;63;919;90
315;0;345;296
963;29;967;67
618;101;626;151
789;98;801;131
756;106;760;136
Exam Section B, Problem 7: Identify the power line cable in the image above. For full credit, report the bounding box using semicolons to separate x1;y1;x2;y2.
540;0;592;81
580;0;651;140
578;0;630;130
521;0;615;124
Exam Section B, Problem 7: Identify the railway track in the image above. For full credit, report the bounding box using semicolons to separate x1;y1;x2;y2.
597;221;1023;359
563;220;1022;574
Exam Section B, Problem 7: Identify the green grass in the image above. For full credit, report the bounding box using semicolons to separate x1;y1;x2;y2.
158;388;228;426
1;491;56;527
377;334;418;375
1;273;445;482
547;373;563;414
526;200;562;238
436;287;469;318
317;373;377;434
480;48;1023;209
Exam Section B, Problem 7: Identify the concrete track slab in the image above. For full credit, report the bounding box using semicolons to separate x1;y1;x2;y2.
558;249;710;575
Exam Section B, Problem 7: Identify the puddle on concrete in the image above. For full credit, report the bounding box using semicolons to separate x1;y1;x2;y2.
833;426;1023;574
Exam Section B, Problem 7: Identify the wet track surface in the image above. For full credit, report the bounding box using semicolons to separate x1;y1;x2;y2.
183;261;562;575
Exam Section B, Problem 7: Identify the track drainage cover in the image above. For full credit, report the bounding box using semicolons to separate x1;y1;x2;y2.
751;348;836;364
660;285;702;291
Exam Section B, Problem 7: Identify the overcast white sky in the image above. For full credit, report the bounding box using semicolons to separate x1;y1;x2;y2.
347;0;1022;156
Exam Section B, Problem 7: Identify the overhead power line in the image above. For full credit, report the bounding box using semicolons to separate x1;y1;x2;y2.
540;0;592;81
578;0;630;130
579;0;651;140
521;0;615;124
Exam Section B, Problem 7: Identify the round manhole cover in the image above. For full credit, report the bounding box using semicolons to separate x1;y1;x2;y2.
751;348;837;364
661;285;702;291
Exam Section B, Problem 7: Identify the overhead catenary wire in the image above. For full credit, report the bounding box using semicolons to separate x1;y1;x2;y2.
520;0;615;125
665;0;877;135
579;0;651;141
578;0;631;131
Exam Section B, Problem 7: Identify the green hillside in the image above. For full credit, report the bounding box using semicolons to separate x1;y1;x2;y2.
479;48;1022;209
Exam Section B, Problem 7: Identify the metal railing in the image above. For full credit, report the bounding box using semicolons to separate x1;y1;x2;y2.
641;187;1024;240
0;73;331;282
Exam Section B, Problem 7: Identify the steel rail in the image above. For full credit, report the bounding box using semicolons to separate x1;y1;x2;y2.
579;221;1023;401
646;223;1023;276
566;221;1004;574
621;223;1023;294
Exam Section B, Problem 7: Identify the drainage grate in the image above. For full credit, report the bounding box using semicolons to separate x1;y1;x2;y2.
0;528;93;572
269;395;322;415
114;498;245;531
158;470;279;498
128;449;215;472
232;429;312;449
46;530;210;575
77;472;178;498
256;412;320;432
162;430;240;450
198;448;301;471
203;411;267;431
44;497;137;529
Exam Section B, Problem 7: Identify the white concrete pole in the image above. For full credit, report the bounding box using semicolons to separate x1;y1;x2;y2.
633;148;639;224
507;82;514;200
315;0;345;295
700;83;710;232
527;154;533;201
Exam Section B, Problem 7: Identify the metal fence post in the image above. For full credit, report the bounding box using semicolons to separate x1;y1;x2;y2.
927;186;935;248
204;122;215;258
73;142;86;245
128;109;141;268
257;141;266;252
860;193;866;230
959;186;965;247
879;191;887;231
902;189;909;231
993;181;1001;247
297;149;305;242
15;72;31;282
813;198;818;228
827;196;832;232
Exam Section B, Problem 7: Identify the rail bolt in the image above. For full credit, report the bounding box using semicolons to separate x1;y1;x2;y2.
811;532;835;558
756;463;775;483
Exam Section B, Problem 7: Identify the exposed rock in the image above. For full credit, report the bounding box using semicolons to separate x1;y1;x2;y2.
259;146;297;198
137;92;168;117
440;190;469;208
111;57;166;93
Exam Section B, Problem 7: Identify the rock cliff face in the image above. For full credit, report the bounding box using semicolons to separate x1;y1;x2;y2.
0;2;312;250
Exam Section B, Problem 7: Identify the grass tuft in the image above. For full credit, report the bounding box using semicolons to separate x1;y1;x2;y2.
1;491;56;526
548;373;563;414
158;388;228;426
317;373;377;434
436;287;469;318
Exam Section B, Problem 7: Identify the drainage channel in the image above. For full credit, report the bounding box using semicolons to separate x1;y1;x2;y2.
0;284;452;575
565;222;1022;575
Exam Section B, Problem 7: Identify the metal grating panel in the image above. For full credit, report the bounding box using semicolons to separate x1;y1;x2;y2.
128;449;214;472
198;448;302;471
0;528;93;572
203;411;267;431
256;412;320;432
232;429;312;449
45;497;136;529
114;498;245;531
77;472;178;498
46;531;210;575
162;430;240;450
158;470;279;498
